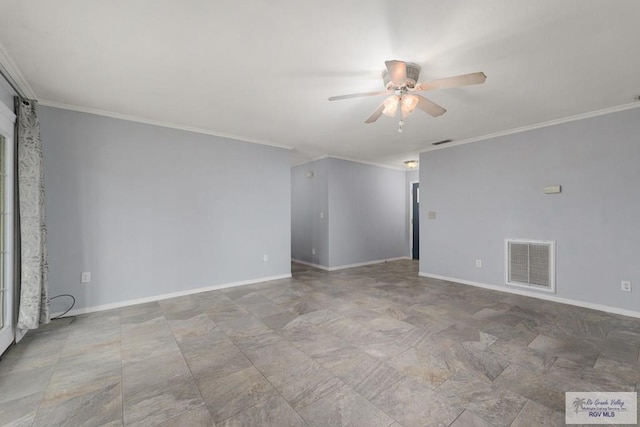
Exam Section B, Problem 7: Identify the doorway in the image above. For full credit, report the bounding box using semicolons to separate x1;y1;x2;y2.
410;181;419;260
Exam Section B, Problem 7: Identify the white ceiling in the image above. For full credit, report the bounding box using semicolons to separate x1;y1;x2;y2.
1;1;639;168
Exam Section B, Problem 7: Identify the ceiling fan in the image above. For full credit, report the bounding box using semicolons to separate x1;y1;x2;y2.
329;60;486;131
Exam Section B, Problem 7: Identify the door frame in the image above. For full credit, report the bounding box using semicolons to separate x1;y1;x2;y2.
0;100;15;355
408;180;418;259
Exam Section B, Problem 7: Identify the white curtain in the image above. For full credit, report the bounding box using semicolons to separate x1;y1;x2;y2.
15;98;49;341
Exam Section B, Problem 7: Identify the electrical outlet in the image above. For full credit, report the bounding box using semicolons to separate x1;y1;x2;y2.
312;248;316;255
621;280;632;292
263;254;269;262
81;272;91;283
475;259;482;268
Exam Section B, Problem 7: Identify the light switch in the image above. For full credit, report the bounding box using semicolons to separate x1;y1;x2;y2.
428;211;436;220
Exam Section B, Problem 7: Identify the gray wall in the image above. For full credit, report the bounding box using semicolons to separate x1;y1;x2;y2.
327;158;406;267
419;107;640;312
291;157;407;268
291;158;329;266
39;106;291;311
405;169;419;258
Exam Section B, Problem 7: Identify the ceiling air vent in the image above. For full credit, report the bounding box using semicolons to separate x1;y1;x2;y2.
505;239;555;293
432;139;453;146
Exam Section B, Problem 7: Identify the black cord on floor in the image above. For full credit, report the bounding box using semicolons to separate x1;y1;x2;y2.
50;294;76;323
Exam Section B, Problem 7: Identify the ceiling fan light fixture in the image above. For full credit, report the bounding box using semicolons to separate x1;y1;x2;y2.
382;62;420;89
329;60;486;126
382;95;399;117
401;95;419;117
404;160;419;169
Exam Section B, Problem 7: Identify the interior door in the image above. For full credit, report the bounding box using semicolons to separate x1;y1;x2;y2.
412;182;419;260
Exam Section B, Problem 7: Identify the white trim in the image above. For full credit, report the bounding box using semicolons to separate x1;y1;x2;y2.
0;41;38;99
51;273;291;318
420;102;640;153
328;155;405;171
419;272;640;319
293;257;410;272
291;259;331;270
291;154;330;168
408;180;418;259
38;100;294;150
0;107;15;354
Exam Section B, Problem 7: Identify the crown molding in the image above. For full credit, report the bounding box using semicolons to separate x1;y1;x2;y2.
38;99;294;150
328;155;405;171
0;41;37;99
291;154;329;168
292;154;406;171
420;102;640;154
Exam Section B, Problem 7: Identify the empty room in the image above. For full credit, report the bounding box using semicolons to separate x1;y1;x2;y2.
0;1;639;426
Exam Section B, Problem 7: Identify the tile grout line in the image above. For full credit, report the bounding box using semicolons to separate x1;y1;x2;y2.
28;320;72;427
507;398;531;427
159;305;214;425
446;410;466;427
261;295;408;424
167;289;307;424
119;311;125;427
223;294;319;425
278;268;431;425
220;286;396;424
204;308;311;425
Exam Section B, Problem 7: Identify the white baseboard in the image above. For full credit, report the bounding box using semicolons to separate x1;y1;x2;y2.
291;259;331;270
293;257;411;272
419;272;640;319
52;273;292;318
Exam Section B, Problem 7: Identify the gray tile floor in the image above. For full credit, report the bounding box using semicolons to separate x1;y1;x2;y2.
1;260;638;426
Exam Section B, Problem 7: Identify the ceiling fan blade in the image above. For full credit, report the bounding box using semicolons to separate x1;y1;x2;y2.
328;90;390;101
364;104;385;123
415;72;487;91
385;60;407;86
415;95;446;117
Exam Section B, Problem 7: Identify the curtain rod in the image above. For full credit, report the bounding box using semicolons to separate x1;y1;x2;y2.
0;63;27;99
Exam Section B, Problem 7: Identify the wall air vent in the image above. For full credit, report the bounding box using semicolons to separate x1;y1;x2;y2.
505;239;555;293
432;139;453;146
